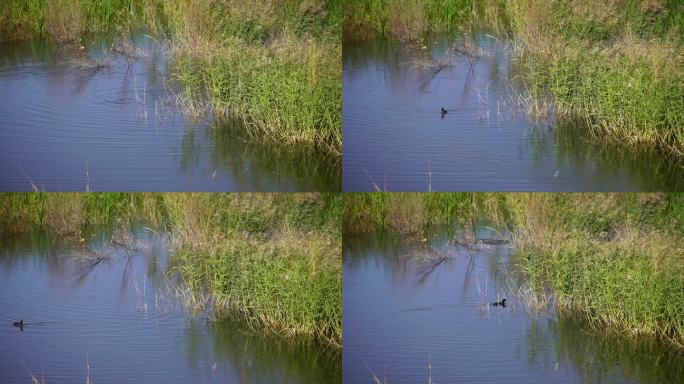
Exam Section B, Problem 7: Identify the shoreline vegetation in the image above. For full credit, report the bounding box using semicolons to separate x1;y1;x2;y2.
343;0;684;157
0;192;342;348
343;192;684;349
0;0;342;156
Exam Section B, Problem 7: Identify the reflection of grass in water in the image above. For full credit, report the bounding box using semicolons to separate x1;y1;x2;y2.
172;117;341;191
195;315;341;383
526;117;684;190
527;312;684;384
209;118;341;191
0;38;58;65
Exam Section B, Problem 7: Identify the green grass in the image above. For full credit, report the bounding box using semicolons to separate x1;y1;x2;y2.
343;192;684;348
0;0;342;157
0;0;134;42
160;192;341;346
508;193;684;347
0;192;342;347
0;192;138;235
344;0;684;156
343;192;511;234
344;0;476;41
162;0;342;156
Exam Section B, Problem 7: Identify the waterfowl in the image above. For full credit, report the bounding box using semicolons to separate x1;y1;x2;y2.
492;299;506;307
13;320;23;327
441;107;448;115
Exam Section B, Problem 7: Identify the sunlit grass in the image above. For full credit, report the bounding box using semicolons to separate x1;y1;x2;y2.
154;0;342;156
160;192;342;347
0;0;134;42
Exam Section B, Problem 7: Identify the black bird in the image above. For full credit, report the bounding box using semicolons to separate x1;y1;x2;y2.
13;320;23;329
492;299;506;307
441;107;448;117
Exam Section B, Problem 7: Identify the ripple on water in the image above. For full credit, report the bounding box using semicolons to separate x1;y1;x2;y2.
342;32;684;191
0;33;340;191
0;227;341;383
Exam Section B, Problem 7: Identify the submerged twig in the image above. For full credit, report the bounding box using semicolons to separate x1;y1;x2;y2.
362;166;383;192
19;165;39;192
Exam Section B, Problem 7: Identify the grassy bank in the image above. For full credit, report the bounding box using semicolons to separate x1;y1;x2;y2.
0;0;134;42
343;192;516;234
160;0;342;156
0;192;342;347
344;0;684;156
160;193;342;347
0;192;137;235
344;193;684;347
1;0;342;156
343;192;476;234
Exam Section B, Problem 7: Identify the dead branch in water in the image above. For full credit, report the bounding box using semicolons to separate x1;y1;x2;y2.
112;45;144;60
416;55;456;91
73;56;111;72
111;32;144;61
74;252;110;286
415;247;452;286
453;38;486;66
112;238;141;252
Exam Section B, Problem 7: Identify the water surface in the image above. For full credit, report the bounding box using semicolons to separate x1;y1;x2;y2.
0;31;339;191
343;227;683;383
342;32;684;191
0;224;340;383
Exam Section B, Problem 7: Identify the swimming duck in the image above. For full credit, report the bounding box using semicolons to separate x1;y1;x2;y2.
13;320;23;327
492;299;506;307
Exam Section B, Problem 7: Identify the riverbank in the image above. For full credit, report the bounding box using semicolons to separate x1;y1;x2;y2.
0;192;342;347
1;0;342;157
344;0;684;156
343;193;684;348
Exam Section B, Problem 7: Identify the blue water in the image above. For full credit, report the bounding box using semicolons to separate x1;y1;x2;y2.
0;32;339;191
0;224;340;383
342;32;684;191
